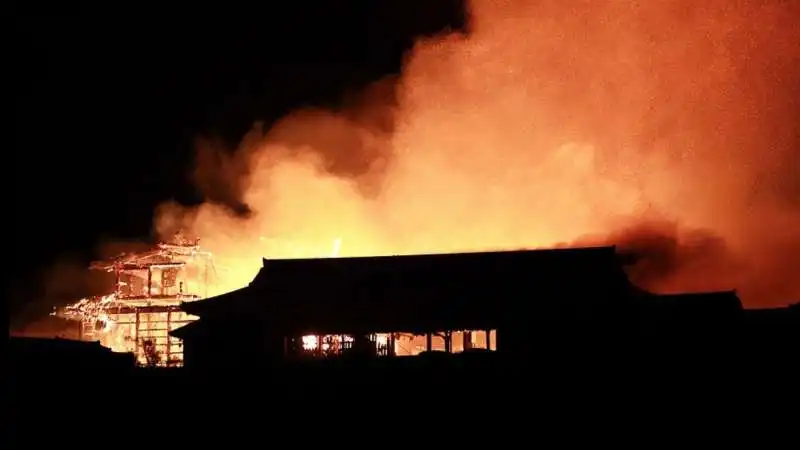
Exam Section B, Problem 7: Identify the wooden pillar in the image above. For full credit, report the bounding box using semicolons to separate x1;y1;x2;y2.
146;268;152;298
464;331;473;350
134;310;141;359
485;329;492;350
426;333;432;351
444;331;452;353
166;309;172;365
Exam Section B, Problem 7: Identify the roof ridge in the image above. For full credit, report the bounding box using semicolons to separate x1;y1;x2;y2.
260;245;617;265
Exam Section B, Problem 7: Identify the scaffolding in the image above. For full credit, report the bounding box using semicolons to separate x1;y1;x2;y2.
57;233;215;367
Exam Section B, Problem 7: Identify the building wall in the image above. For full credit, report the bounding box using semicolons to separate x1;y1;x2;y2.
182;318;287;370
178;252;641;369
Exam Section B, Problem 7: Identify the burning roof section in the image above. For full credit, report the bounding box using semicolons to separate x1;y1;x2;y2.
54;234;217;366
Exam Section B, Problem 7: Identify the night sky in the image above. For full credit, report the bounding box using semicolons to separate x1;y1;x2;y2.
13;3;467;320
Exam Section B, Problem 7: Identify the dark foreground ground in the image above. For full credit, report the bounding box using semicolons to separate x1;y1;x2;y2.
8;349;797;440
9;344;795;389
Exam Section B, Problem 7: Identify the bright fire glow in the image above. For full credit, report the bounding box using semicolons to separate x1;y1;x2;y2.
297;332;493;357
56;237;348;365
151;0;800;308
302;335;318;350
55;292;199;366
54;238;210;366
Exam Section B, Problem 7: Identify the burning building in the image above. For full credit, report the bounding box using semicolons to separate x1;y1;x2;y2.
55;234;216;367
171;245;800;372
171;246;636;370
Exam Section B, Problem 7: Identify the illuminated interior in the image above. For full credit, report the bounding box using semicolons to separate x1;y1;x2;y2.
294;330;496;357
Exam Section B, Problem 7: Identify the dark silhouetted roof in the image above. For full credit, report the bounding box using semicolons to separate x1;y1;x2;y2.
169;318;204;340
175;246;632;335
9;337;116;353
8;337;135;371
183;246;624;315
638;290;744;321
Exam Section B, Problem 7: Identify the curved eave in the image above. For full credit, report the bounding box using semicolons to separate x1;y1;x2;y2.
169;319;202;340
179;286;251;317
648;289;744;312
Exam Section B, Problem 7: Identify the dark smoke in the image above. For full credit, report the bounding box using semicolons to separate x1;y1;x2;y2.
573;219;745;294
574;216;800;307
191;77;399;214
9;239;156;335
193;133;258;216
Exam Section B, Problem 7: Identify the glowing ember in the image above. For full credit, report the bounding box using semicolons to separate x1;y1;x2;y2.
56;293;118;333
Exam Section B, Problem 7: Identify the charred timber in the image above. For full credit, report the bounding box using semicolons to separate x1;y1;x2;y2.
103;305;186;315
115;262;186;271
114;294;202;302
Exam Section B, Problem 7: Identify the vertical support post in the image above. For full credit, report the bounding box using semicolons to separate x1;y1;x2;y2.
464;331;473;350
485;329;492;350
444;331;452;353
134;309;140;362
147;268;152;298
166;309;172;366
426;333;432;351
114;265;121;297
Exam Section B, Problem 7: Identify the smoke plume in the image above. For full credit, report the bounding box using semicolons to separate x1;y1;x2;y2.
155;0;800;307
